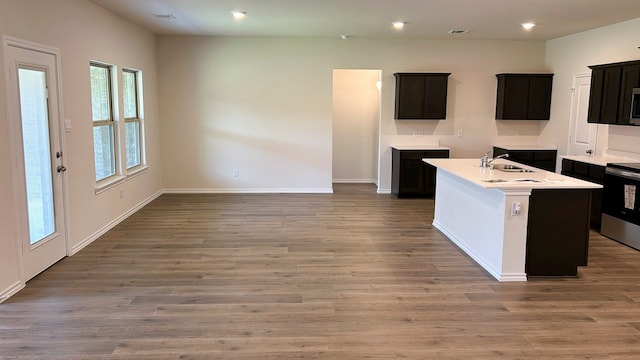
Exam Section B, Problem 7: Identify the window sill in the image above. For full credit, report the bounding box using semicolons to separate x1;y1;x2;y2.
95;175;125;195
126;165;148;180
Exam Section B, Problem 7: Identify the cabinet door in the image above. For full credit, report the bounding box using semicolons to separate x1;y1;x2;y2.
559;160;604;230
587;67;604;123
423;75;449;119
395;75;425;119
392;149;449;198
399;158;425;194
561;159;574;174
507;150;533;166
617;64;640;125
601;66;622;124
394;73;450;120
496;75;529;119
527;76;553;120
532;150;557;172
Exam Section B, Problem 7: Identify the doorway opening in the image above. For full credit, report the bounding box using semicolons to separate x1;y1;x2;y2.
331;69;381;192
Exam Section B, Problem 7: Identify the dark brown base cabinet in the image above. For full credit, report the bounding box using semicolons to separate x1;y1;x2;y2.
561;158;605;230
493;147;557;172
526;189;592;275
392;149;450;198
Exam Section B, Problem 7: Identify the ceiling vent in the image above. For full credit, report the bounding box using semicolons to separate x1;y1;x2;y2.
448;30;469;34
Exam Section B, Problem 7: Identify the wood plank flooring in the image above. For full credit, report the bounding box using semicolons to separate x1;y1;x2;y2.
2;183;640;359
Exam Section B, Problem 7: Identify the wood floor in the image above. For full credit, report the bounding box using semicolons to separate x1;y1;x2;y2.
2;183;640;359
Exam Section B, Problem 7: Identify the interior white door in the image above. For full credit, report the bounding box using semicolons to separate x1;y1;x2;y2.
4;39;67;281
567;73;597;156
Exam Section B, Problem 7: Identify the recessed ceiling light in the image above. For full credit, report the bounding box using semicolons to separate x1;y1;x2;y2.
231;10;247;20
521;22;536;30
392;21;406;30
340;35;353;40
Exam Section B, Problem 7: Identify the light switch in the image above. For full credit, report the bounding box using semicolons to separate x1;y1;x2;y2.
64;119;72;132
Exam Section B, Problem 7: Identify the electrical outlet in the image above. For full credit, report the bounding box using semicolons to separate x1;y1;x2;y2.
457;129;463;137
119;189;124;199
511;202;522;216
233;169;239;177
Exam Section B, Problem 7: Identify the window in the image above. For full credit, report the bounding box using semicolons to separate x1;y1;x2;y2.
123;69;143;170
90;63;117;182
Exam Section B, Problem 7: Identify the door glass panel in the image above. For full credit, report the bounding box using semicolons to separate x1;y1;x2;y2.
18;68;55;245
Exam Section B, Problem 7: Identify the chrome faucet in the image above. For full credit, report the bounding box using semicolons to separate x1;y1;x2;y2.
480;152;509;168
488;153;509;166
480;151;490;168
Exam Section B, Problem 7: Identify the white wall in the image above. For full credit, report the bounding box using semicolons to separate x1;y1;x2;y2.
157;36;547;193
332;69;380;184
544;17;640;158
0;0;162;299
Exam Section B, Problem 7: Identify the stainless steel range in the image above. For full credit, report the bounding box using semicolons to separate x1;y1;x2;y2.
602;163;640;250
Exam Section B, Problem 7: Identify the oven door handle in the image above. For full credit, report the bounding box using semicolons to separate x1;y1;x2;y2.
606;167;640;181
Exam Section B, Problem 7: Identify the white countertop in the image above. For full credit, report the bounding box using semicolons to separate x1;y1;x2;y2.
391;144;450;150
424;158;601;190
560;155;635;167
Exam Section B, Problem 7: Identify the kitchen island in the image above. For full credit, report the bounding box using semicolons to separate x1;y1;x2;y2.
424;158;602;281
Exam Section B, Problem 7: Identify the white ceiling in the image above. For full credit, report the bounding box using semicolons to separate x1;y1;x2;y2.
90;0;640;41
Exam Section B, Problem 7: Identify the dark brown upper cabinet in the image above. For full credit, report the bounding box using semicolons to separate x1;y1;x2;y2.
495;73;554;120
394;73;451;120
587;60;640;125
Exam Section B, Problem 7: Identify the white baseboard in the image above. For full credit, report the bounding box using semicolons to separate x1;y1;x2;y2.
377;188;392;194
0;281;24;304
70;190;164;255
332;179;376;184
164;188;334;194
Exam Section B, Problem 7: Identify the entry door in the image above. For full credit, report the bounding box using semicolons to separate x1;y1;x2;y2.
4;38;68;281
568;74;597;156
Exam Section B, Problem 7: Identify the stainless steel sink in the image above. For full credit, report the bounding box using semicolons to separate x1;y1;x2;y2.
493;164;534;173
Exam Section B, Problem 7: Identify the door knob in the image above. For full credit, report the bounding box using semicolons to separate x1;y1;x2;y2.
57;165;67;173
585;149;593;155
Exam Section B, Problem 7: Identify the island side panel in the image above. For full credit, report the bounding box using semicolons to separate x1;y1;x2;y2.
432;169;528;281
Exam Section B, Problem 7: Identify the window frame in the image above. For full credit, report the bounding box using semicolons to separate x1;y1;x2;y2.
122;68;145;173
90;61;124;193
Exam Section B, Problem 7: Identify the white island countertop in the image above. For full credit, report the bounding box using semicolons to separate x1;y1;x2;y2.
424;158;601;190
